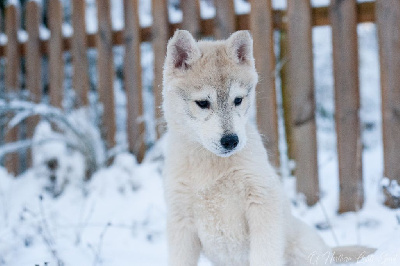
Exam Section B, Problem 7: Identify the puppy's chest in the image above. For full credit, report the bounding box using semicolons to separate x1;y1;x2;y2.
192;177;249;244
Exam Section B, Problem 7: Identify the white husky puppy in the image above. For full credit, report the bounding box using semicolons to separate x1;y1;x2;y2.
162;30;372;266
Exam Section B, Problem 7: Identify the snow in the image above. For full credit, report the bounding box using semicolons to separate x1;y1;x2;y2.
1;0;400;265
234;0;250;15
62;23;73;38
110;0;124;30
6;0;21;7
39;25;50;40
200;0;216;20
0;159;166;265
17;30;28;43
138;0;152;27
85;0;98;34
0;34;7;46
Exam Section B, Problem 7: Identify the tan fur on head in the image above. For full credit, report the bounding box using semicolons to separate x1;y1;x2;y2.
162;30;258;157
163;30;257;86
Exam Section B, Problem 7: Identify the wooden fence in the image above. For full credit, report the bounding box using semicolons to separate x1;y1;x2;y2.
0;0;399;212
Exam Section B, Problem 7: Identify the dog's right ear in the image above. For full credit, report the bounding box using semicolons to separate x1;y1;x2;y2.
166;30;201;70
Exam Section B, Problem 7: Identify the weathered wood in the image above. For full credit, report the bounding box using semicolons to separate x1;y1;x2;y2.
249;0;279;168
5;4;20;94
25;1;42;134
376;0;400;208
286;0;319;206
25;1;42;167
0;2;377;58
25;1;42;103
279;31;294;169
152;0;168;137
215;0;235;39
181;0;201;38
48;0;64;108
331;0;363;213
124;0;145;161
72;0;89;106
96;0;116;148
0;7;2;149
5;5;21;87
4;4;20;175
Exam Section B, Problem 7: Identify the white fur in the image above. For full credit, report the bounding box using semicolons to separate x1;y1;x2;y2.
162;30;343;266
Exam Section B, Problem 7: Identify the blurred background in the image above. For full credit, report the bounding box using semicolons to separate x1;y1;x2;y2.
0;0;399;265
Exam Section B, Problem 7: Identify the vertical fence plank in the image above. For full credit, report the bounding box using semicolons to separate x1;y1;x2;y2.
181;0;201;38
0;8;3;166
214;0;235;39
152;0;168;137
376;0;400;208
286;0;319;205
96;0;116;148
331;0;363;213
124;0;145;161
280;31;294;169
4;4;20;175
249;0;279;167
72;0;89;106
48;0;64;108
26;1;42;103
0;7;3;151
25;0;42;168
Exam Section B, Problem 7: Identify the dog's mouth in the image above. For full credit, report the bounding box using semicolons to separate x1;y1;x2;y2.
213;145;242;158
218;150;236;157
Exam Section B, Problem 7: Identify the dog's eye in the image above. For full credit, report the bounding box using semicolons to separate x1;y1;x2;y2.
234;97;243;106
195;100;210;109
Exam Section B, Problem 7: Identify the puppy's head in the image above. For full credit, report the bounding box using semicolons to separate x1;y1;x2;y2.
162;30;258;157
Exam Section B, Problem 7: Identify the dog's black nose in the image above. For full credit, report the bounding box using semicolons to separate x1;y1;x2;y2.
220;134;239;150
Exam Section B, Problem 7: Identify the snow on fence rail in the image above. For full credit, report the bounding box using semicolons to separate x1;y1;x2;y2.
0;0;399;211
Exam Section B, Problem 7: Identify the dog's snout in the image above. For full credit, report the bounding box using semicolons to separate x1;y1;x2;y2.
220;134;239;150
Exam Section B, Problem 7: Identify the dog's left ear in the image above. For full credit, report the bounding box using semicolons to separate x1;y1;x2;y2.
226;31;254;65
166;30;201;70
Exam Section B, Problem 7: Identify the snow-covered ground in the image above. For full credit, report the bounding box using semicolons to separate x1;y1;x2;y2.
1;0;400;265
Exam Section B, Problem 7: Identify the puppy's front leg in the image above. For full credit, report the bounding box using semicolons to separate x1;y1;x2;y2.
246;182;285;266
167;214;201;266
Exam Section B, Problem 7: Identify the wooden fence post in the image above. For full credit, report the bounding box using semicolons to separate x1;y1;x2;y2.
72;0;89;106
25;1;42;167
215;0;235;39
48;0;64;108
4;4;21;175
0;7;3;150
331;0;363;213
123;0;145;161
376;0;400;208
181;0;201;39
286;0;319;205
96;0;116;148
26;1;42;104
152;0;168;137
280;30;294;170
249;0;280;168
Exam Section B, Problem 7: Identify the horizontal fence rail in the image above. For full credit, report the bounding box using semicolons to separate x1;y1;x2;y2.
0;0;399;212
0;2;376;57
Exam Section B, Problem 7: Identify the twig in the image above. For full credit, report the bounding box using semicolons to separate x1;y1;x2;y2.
38;195;64;266
356;203;361;245
89;222;111;266
0;100;105;178
0;137;85;158
75;199;96;245
318;201;340;246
